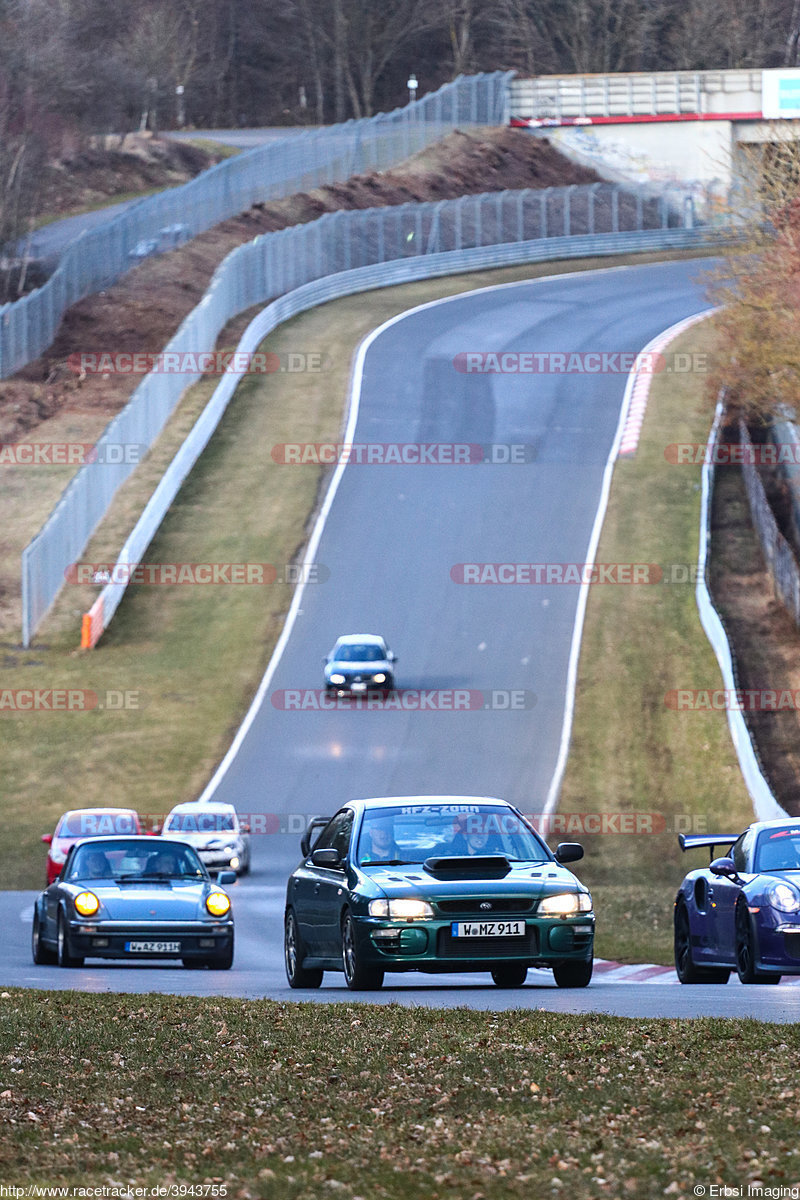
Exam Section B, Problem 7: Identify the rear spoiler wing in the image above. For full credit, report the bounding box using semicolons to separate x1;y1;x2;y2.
677;833;738;862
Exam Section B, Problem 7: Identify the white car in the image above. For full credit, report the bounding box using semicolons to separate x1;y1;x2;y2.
161;802;251;876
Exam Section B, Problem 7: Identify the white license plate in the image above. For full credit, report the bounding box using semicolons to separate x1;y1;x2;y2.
350;682;367;692
124;940;181;953
451;920;526;938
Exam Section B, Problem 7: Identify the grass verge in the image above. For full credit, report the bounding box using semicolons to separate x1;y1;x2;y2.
559;319;755;964
1;249;718;897
2;990;799;1196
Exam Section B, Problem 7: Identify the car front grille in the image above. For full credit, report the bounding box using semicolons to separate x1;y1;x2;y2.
437;927;538;958
436;898;534;915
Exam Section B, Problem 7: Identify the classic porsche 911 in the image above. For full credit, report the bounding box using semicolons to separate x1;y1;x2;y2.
284;796;594;991
32;836;235;969
674;818;800;984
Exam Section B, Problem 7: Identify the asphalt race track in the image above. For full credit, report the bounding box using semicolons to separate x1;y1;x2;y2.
8;257;797;1018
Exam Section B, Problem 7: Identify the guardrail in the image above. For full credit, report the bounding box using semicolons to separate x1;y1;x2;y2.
21;181;719;646
0;72;512;380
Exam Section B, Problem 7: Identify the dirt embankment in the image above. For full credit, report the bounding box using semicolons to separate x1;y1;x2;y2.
0;129;600;446
31;133;227;222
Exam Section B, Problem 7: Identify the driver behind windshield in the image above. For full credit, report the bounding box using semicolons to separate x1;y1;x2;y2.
147;849;181;876
446;815;502;857
359;816;399;864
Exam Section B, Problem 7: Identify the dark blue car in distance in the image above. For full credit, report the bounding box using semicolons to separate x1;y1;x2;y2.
674;819;800;983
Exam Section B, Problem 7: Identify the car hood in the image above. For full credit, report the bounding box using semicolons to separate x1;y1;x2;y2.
71;881;218;921
360;859;584;899
326;659;392;675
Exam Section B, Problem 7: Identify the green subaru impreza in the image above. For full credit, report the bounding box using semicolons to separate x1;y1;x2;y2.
284;796;594;991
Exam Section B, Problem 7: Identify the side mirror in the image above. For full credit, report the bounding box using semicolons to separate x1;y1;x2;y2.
217;870;237;886
389;652;397;662
311;848;342;868
555;842;584;864
41;834;53;845
239;821;250;834
301;816;330;858
710;856;738;879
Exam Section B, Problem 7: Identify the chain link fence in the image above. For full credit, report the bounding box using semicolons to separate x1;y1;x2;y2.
0;72;512;380
21;181;715;645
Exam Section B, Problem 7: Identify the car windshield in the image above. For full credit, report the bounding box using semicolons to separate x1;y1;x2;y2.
334;644;384;663
66;839;205;881
56;812;139;837
356;804;551;866
754;827;800;873
165;811;236;833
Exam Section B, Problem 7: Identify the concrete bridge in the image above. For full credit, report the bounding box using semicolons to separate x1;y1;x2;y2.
509;69;800;205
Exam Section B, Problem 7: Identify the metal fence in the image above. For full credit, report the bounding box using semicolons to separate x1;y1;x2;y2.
0;72;512;380
739;419;800;627
21;181;717;645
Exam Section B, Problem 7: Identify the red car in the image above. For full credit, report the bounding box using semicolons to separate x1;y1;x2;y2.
42;808;142;884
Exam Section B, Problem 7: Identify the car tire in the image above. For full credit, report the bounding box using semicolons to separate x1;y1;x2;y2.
553;958;593;988
204;940;234;970
674;900;731;984
56;911;84;968
342;911;384;991
491;965;528;987
735;902;780;984
32;912;57;965
285;910;323;989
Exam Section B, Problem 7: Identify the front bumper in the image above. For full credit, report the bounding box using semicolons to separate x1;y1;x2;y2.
67;919;233;960
355;916;594;972
754;917;800;971
325;678;392;696
197;848;244;871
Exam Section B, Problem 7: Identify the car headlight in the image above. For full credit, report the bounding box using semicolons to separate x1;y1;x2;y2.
229;856;240;870
368;898;434;920
206;891;231;917
538;892;593;917
372;673;386;683
74;891;100;917
767;882;800;913
329;674;345;685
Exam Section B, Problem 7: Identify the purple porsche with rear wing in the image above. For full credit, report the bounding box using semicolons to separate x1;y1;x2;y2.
674;819;800;983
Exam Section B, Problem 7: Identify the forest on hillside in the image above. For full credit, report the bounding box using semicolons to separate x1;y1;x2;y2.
1;0;799;257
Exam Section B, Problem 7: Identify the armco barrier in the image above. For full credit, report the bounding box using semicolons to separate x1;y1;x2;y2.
0;72;512;380
75;223;721;648
695;400;786;820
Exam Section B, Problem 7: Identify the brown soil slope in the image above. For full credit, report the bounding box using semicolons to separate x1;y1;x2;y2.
0;129;599;445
